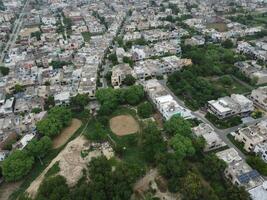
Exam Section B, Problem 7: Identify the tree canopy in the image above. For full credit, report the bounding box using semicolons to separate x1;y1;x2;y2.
137;101;153;118
36;106;72;138
2;150;34;182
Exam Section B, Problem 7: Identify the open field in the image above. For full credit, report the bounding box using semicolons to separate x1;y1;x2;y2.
26;136;98;198
53;118;82;149
110;115;140;136
207;22;228;32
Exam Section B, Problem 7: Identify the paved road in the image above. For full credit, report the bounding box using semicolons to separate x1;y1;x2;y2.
159;79;267;159
0;0;30;62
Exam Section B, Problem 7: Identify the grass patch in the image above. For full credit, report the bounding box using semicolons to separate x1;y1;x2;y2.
209;76;251;95
81;32;91;42
206;22;228;32
45;161;60;177
205;112;242;129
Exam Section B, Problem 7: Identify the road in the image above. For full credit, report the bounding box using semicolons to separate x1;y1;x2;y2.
159;79;267;159
0;0;30;63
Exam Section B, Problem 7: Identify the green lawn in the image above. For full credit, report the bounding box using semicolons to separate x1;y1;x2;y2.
207;23;228;32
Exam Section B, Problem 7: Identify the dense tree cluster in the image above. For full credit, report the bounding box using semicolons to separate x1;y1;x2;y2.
140;122;166;163
31;156;144;200
96;85;144;115
2;150;34;182
168;44;242;109
70;94;89;111
1;137;53;182
0;66;10;76
156;116;250;200
36;106;72;138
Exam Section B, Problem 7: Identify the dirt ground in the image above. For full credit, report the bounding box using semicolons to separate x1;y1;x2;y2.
26;135;97;198
133;169;180;200
0;181;22;200
110;115;140;136
53;119;82;149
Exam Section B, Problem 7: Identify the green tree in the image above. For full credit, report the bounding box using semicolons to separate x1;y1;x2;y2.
108;53;118;65
124;85;144;105
157;152;187;192
84;120;107;142
164;115;192;137
140;122;166;163
219;75;233;85
36;175;70;200
31;31;42;41
88;156;112;200
170;134;195;160
44;95;55;110
96;88;118;115
14;84;24;93
36;117;63;138
48;106;72;127
123;74;136;86
247;156;267;176
26;136;52;159
226;185;251;200
122;56;134;67
137;101;153;118
201;154;227;181
180;172;218;200
222;39;234;49
0;66;9;76
2;150;34;181
70;94;89;111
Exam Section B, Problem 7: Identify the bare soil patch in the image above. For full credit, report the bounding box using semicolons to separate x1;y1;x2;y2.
110;115;140;136
0;181;22;200
26;136;94;198
53;119;82;149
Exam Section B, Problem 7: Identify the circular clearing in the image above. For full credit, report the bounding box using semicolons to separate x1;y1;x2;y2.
110;115;140;136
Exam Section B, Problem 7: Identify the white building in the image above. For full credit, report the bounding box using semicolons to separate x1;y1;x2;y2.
208;94;254;119
144;79;194;120
249;181;267;200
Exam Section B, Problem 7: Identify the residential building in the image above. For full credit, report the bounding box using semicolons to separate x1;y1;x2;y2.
192;123;226;152
216;148;264;190
235;120;267;152
144;79;194;120
251;86;267;110
111;64;132;87
208;94;254;119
